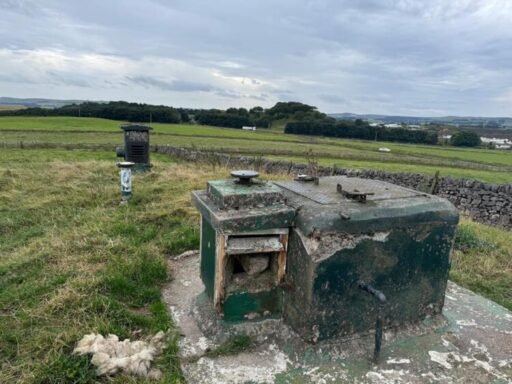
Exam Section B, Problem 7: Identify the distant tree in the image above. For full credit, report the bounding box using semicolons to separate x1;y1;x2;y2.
178;108;190;123
250;106;264;114
196;111;252;128
267;102;317;119
237;108;249;116
450;131;481;147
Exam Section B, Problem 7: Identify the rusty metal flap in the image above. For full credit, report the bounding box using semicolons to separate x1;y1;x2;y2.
226;236;283;255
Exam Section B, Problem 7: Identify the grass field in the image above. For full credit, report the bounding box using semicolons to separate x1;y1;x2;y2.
0;149;198;383
0;147;510;383
0;105;26;111
1;116;512;183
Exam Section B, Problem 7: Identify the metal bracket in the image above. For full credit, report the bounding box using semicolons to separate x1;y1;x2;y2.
337;183;375;203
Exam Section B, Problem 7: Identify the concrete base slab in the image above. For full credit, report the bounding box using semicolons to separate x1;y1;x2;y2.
163;252;512;384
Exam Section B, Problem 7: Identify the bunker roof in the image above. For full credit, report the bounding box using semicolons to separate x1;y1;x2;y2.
275;176;458;235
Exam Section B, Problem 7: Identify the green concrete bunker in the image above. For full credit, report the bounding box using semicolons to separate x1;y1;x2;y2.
191;171;459;346
162;171;512;382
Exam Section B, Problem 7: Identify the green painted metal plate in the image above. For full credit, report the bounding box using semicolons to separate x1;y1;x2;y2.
200;217;216;300
223;288;282;322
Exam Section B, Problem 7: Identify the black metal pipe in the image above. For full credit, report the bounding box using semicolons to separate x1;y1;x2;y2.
358;281;386;363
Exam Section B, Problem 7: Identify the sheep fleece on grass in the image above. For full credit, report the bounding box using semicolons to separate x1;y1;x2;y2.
73;331;166;379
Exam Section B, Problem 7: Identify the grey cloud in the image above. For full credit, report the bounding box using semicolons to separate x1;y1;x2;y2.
126;75;269;102
318;94;347;104
0;0;36;14
127;76;214;92
47;71;90;87
1;0;512;115
0;73;37;84
214;89;239;99
248;93;268;102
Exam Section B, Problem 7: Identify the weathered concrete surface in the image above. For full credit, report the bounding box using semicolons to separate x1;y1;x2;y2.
163;252;512;384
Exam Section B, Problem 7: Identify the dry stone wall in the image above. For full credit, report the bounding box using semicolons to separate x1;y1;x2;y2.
3;141;509;229
153;145;512;229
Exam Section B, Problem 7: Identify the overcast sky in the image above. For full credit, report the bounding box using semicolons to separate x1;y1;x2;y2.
1;0;512;116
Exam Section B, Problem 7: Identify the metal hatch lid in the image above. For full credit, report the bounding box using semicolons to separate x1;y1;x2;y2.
226;236;283;255
274;176;426;205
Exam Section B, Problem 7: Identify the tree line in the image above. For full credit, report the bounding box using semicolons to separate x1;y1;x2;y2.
0;101;188;124
284;119;439;145
193;107;270;128
192;102;330;128
0;99;483;147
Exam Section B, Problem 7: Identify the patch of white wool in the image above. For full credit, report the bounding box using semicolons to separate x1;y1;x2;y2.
73;331;166;379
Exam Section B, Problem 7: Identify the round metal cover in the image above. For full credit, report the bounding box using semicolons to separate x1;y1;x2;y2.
231;170;259;183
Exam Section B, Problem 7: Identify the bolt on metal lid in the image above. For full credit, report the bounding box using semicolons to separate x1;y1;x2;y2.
231;170;259;184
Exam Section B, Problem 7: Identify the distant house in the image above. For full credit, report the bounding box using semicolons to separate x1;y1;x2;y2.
242;126;256;131
481;137;509;145
384;123;401;129
481;137;511;149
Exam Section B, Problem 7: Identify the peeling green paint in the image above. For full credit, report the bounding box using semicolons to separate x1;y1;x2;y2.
200;217;216;300
223;289;282;322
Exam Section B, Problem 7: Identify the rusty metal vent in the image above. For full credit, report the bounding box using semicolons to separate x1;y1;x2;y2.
275;177;424;205
128;144;147;163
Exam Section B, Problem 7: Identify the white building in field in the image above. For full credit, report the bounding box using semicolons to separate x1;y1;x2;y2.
481;137;511;149
242;126;256;131
480;137;509;145
384;123;401;128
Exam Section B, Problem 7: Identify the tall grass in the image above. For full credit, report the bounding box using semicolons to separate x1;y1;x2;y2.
0;148;510;383
451;219;512;310
0;149;224;383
